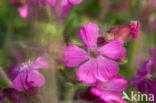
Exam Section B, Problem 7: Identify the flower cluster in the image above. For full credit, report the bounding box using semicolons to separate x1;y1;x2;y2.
62;22;139;103
11;0;82;19
12;56;49;90
131;47;156;101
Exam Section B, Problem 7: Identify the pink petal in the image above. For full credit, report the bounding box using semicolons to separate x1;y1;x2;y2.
98;40;126;60
145;60;153;73
131;76;144;84
79;22;99;48
56;0;72;20
32;56;49;69
91;86;123;103
129;21;140;40
69;0;82;4
13;71;28;90
107;76;128;92
62;45;88;67
18;4;28;19
27;70;45;87
13;73;23;90
100;91;123;103
76;57;119;84
94;57;119;82
76;59;97;84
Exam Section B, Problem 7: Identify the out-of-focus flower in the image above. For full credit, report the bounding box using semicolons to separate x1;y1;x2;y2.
131;60;153;85
131;48;156;100
11;0;82;19
11;0;47;18
105;21;140;43
91;76;128;103
50;0;82;20
62;22;126;84
18;4;28;19
12;56;49;90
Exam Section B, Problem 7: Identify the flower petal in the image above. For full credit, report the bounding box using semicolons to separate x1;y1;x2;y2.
32;56;49;69
18;4;28;19
98;40;126;60
100;91;123;103
94;57;119;82
91;86;123;103
57;0;72;20
13;74;23;90
131;76;144;84
62;45;88;67
69;0;82;4
76;59;96;84
107;76;128;92
13;71;27;90
27;70;45;88
79;22;99;47
129;21;140;40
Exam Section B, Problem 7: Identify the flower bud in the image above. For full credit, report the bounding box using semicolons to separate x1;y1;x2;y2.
105;21;140;42
129;21;140;40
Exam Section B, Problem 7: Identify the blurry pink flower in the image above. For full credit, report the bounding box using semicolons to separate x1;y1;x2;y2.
18;4;28;19
131;59;156;100
13;56;49;90
105;21;140;42
131;47;156;85
11;0;46;18
129;21;140;39
62;22;126;84
11;0;82;19
131;47;156;100
91;76;128;103
50;0;82;20
131;60;153;85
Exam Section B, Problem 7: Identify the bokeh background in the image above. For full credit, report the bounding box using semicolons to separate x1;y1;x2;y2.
0;0;156;103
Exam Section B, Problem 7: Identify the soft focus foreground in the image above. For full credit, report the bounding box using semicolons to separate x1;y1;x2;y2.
0;0;156;103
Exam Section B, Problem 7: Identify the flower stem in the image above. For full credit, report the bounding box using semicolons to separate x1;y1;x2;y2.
0;66;12;87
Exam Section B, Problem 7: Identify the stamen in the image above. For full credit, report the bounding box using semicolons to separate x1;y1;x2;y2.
89;48;99;58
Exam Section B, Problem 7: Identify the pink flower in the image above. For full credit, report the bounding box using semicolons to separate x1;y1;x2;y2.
11;0;46;18
131;59;156;99
50;0;82;20
131;47;156;99
12;56;49;90
105;21;140;43
91;76;128;103
131;60;153;85
131;59;156;102
129;21;140;40
62;22;126;84
18;4;28;19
